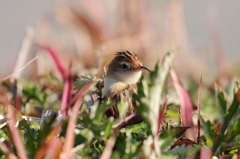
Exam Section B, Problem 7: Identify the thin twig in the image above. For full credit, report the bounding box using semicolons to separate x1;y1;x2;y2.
0;56;38;81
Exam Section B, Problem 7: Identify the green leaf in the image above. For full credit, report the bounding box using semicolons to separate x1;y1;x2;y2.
93;140;104;153
36;110;57;153
120;121;150;135
163;145;201;156
135;53;175;135
115;132;142;159
160;137;175;151
103;117;114;138
215;84;227;122
79;129;94;143
212;86;240;155
220;143;240;155
115;133;127;157
159;154;177;159
226;119;240;142
160;126;189;139
18;119;37;158
90;99;112;122
199;116;214;147
118;102;128;118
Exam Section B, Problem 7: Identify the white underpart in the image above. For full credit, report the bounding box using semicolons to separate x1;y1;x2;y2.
102;71;142;98
119;71;142;84
102;77;126;98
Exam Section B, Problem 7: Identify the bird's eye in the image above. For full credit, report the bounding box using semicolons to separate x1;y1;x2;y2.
122;64;128;70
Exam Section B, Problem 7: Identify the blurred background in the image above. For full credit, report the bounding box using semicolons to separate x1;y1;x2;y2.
0;0;240;81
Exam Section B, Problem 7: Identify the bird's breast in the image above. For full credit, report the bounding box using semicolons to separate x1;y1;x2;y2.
102;77;128;98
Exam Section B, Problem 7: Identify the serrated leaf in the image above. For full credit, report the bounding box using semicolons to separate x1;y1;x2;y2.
213;87;240;155
134;53;175;136
215;84;227;122
199;116;214;147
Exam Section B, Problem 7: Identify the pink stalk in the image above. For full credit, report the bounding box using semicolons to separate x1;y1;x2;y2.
6;102;28;159
60;66;72;117
99;135;117;159
39;46;71;118
39;46;65;77
200;147;211;159
63;83;93;159
170;69;193;126
170;68;195;140
197;77;202;144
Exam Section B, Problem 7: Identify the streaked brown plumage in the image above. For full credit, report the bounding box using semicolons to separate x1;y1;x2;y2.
102;51;150;117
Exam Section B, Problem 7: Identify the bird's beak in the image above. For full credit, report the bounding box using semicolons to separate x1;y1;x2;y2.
134;66;151;72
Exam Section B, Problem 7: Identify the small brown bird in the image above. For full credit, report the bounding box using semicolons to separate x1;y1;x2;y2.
102;51;150;117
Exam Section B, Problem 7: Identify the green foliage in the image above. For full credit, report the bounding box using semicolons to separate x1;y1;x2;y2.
160;126;189;140
121;121;150;136
133;53;174;135
212;83;240;155
197;82;240;156
1;55;240;159
18;120;38;158
163;145;201;157
199;116;215;147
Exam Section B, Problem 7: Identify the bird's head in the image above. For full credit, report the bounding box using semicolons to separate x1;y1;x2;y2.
106;51;150;84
